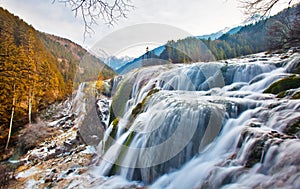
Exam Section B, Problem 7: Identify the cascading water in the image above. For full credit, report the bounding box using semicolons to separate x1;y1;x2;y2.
86;51;300;188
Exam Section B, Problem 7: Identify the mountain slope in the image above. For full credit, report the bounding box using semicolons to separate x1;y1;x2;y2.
101;56;134;71
117;4;300;74
166;4;299;61
38;32;116;85
196;27;232;40
0;7;115;154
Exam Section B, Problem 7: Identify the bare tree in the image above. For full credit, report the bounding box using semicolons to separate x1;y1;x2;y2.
267;5;300;48
240;0;299;16
53;0;133;37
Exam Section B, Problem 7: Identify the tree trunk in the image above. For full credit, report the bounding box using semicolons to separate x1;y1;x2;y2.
6;83;16;150
28;88;32;125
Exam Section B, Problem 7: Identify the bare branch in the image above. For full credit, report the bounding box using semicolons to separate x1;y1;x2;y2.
240;0;299;16
53;0;133;38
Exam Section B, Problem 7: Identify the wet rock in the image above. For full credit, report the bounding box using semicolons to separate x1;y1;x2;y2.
63;157;72;164
39;148;45;153
45;171;55;183
284;119;300;138
48;141;57;150
77;168;87;175
249;122;261;128
63;141;73;148
245;137;265;167
65;168;75;175
54;147;64;156
238;127;296;169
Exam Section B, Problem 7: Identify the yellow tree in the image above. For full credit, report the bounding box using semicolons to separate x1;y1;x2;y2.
26;29;36;125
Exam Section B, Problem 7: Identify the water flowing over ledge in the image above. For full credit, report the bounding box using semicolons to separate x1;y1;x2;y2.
84;50;300;189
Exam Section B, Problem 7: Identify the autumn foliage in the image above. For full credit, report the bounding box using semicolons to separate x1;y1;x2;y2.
0;7;116;152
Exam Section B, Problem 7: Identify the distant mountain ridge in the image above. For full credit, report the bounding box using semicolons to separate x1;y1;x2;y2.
197;14;264;40
116;45;166;74
116;4;300;74
115;24;241;74
196;27;233;40
116;17;259;74
100;56;134;70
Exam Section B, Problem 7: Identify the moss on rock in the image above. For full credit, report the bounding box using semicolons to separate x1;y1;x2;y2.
264;75;300;97
130;88;160;120
131;102;144;119
292;91;300;99
147;88;160;97
109;76;135;125
110;118;119;139
284;119;300;138
108;131;136;175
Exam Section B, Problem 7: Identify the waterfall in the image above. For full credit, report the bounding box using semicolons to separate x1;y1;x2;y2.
88;52;300;188
72;83;87;116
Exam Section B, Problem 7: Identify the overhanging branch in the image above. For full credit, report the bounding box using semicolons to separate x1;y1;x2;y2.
53;0;133;38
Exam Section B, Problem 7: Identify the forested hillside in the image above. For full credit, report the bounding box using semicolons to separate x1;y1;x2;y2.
158;4;300;63
38;33;116;85
0;7;115;152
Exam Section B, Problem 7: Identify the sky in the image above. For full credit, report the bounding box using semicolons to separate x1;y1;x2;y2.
0;0;289;58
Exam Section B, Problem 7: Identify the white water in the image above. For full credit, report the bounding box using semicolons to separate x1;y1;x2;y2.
87;52;300;188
